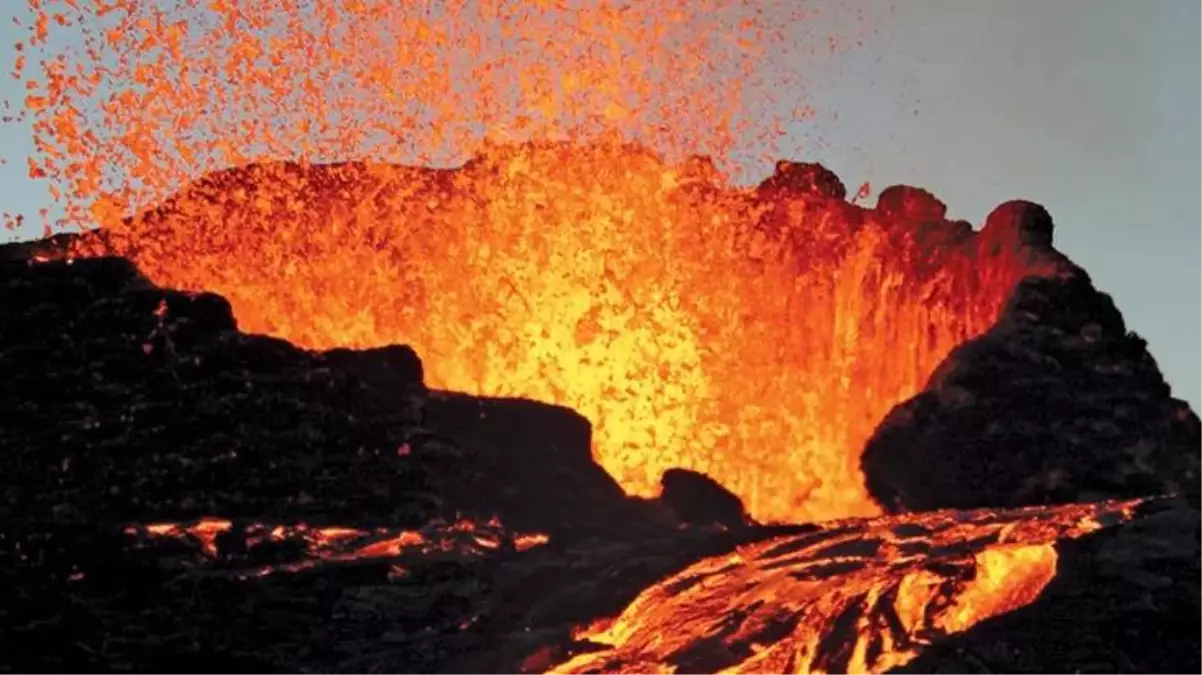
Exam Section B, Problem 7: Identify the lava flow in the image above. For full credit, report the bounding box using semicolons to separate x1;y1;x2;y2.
547;498;1143;674
124;516;550;578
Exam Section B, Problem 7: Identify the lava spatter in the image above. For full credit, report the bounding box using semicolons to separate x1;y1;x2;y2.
72;146;1070;524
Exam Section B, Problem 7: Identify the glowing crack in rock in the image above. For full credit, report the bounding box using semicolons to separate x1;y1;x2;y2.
125;516;550;578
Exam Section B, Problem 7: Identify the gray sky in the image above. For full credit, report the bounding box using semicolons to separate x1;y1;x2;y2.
1;0;1198;408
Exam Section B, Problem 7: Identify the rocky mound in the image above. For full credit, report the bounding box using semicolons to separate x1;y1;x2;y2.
862;270;1200;513
0;251;659;535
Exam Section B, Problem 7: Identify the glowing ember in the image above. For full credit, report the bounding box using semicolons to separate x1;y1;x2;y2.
9;0;859;228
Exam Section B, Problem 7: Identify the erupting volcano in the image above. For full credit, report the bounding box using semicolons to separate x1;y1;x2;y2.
72;145;1075;524
3;1;1199;674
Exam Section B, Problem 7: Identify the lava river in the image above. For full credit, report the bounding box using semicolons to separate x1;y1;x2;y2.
113;492;1147;674
545;498;1142;674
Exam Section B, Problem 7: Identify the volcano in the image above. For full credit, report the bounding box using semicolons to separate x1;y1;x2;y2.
1;145;1198;674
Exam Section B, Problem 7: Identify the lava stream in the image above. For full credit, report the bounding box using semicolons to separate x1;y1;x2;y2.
547;498;1141;674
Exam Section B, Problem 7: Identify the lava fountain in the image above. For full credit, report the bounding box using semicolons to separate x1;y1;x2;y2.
71;146;1072;523
13;1;1071;522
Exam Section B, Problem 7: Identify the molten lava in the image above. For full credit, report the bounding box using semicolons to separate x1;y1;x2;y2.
547;498;1141;674
74;146;1068;524
126;515;550;578
14;1;1068;524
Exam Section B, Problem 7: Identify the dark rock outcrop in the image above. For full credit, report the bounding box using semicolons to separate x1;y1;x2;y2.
0;247;659;534
755;160;848;200
0;239;717;673
980;199;1056;250
875;184;948;223
862;271;1201;513
658;468;751;528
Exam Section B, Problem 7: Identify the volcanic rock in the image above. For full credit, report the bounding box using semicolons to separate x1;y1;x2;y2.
659;468;752;528
0;244;656;533
874;184;948;222
980;199;1056;250
755;160;848;200
861;271;1201;512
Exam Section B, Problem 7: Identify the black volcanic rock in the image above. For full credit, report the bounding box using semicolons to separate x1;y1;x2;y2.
862;271;1201;513
659;468;751;528
0;253;434;527
0;237;706;673
875;184;948;222
0;243;658;534
755;160;847;200
980;199;1056;250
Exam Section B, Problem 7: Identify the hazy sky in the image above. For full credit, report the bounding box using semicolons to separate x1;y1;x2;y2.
0;0;1198;408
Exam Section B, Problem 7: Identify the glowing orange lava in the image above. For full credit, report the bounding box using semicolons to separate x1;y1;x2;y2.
74;147;1068;524
126;515;549;577
548;498;1141;674
11;2;1065;524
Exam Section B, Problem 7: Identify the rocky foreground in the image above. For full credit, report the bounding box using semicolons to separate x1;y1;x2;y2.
0;236;1198;673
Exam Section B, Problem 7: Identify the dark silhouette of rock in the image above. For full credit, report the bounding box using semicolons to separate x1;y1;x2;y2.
421;390;653;535
875;184;948;222
0;244;659;533
754;160;847;200
862;271;1201;513
320;345;425;393
980;199;1056;250
659;468;752;528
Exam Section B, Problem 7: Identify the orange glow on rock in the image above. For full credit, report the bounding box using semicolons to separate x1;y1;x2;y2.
126;516;550;576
